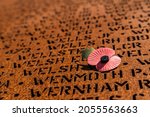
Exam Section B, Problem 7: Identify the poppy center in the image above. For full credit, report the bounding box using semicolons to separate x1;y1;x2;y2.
101;56;109;63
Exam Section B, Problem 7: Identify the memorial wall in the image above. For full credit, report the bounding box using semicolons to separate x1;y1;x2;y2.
0;0;150;99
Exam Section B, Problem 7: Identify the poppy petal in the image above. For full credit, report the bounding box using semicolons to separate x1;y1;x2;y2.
96;55;121;72
87;48;115;65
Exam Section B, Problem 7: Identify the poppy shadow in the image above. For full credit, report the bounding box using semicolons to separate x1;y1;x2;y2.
79;63;120;72
79;64;97;71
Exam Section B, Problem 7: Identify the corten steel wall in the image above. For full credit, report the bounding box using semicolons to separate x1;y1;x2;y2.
0;0;150;100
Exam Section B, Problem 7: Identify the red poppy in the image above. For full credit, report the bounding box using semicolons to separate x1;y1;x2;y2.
87;48;121;72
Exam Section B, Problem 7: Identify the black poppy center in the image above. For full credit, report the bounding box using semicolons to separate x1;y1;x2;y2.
101;56;109;63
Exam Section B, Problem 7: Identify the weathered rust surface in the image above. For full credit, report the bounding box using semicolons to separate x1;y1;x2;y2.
0;0;150;100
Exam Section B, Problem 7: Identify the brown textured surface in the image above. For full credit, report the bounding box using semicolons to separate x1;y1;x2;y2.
0;0;150;100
